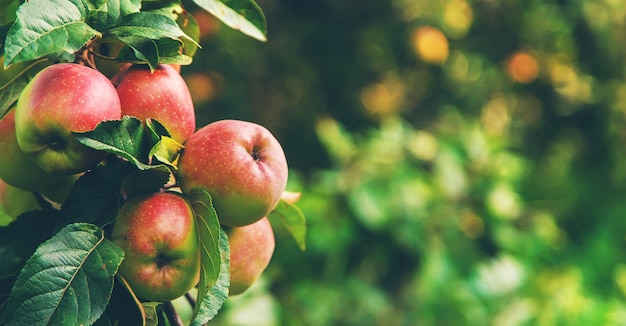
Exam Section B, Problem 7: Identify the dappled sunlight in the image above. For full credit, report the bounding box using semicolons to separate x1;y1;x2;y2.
360;75;406;117
546;57;595;106
443;0;473;39
411;26;450;64
180;0;626;324
506;51;539;84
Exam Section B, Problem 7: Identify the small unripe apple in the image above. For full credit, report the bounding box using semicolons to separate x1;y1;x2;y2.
177;120;288;227
112;64;196;144
111;191;200;302
228;217;275;295
15;63;121;175
0;109;68;192
39;173;80;205
0;179;40;226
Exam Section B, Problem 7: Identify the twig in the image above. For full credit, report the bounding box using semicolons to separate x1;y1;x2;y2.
185;291;197;307
163;301;185;326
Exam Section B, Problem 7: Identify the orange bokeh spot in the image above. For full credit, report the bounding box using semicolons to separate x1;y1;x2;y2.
184;73;217;103
411;26;450;64
507;52;539;84
192;10;221;39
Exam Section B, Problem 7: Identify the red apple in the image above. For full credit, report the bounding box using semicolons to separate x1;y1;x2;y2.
110;191;200;302
15;63;121;175
112;64;196;144
228;217;275;295
0;109;68;192
177;120;288;227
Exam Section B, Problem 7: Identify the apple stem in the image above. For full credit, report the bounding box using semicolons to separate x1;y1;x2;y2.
89;47;119;61
74;38;99;69
184;291;197;307
163;301;185;326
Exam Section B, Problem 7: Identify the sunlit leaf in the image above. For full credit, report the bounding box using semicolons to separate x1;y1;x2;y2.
269;198;307;251
149;136;184;170
192;0;267;42
191;229;230;325
187;189;227;324
3;0;100;67
177;10;200;57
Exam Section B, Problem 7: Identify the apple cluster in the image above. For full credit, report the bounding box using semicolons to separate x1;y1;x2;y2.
0;62;287;301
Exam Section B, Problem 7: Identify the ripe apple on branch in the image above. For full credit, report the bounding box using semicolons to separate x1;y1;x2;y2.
0;0;307;325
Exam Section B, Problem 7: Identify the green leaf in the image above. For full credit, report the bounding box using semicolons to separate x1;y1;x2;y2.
55;161;131;232
3;0;101;67
142;302;161;326
88;0;142;32
151;38;193;65
85;0;108;11
121;165;172;199
91;314;111;326
0;203;13;227
269;199;307;251
0;74;26;119
68;0;91;13
191;229;230;325
3;223;124;326
0;23;12;55
105;11;198;68
74;116;157;170
0;59;50;119
149;136;184;170
140;0;180;12
0;0;19;26
192;0;267;42
145;3;183;20
115;35;160;69
187;189;225;324
145;118;171;141
107;11;198;45
0;211;56;279
116;37;192;69
98;278;144;326
177;10;201;57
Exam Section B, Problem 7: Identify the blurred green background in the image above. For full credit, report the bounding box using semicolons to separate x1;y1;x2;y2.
182;0;626;325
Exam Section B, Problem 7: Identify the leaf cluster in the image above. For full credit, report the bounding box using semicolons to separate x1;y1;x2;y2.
0;1;308;324
0;116;225;325
0;110;306;325
0;0;267;116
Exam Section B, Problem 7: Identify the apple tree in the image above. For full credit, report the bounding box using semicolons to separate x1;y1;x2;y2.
0;0;307;325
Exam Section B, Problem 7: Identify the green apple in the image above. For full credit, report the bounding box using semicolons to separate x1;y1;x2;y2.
227;217;275;295
0;179;41;226
0;109;68;192
39;173;81;205
15;63;121;175
112;64;196;144
110;191;200;302
177;120;288;227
